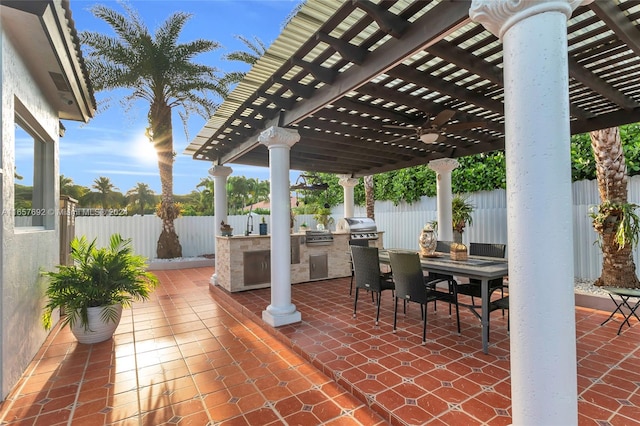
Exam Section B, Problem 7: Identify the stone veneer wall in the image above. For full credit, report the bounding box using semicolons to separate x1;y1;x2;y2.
215;232;384;293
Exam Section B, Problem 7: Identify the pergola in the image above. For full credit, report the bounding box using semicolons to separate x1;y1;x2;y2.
186;1;640;424
186;0;640;176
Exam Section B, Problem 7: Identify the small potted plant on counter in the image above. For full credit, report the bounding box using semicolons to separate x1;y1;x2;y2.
220;221;233;236
259;216;268;235
314;207;334;230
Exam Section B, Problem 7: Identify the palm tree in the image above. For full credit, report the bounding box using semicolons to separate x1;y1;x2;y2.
195;177;215;215
59;175;73;195
91;176;120;210
364;175;375;220
60;175;88;201
126;182;156;216
589;127;640;288
80;4;227;258
221;35;267;86
246;177;270;207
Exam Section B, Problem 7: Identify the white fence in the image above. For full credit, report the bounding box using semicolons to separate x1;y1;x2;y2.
74;216;216;259
75;176;640;280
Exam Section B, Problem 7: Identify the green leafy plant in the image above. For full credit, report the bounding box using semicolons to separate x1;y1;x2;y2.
313;207;334;228
452;194;474;234
42;234;158;331
589;201;640;249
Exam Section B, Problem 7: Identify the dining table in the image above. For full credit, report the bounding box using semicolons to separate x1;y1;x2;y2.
379;249;509;354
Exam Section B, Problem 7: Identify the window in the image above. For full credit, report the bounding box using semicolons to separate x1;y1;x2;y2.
14;100;55;230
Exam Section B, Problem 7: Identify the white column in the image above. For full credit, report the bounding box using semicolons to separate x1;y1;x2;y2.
209;165;232;286
428;158;459;242
470;1;585;424
338;175;359;218
258;126;302;327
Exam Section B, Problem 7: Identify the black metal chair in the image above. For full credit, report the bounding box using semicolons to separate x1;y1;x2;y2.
389;251;460;343
351;246;395;325
456;243;507;315
428;241;455;284
348;239;369;296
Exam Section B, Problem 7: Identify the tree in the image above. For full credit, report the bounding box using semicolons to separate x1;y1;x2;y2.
364;175;375;220
81;4;227;258
126;182;156;215
221;35;267;86
589;127;640;289
194;177;215;215
246;177;270;207
60;175;89;201
89;176;120;210
60;175;73;194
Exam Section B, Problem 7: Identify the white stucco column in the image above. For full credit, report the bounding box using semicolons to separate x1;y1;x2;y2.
470;1;585;424
428;158;459;242
338;175;359;219
258;126;302;327
209;165;232;286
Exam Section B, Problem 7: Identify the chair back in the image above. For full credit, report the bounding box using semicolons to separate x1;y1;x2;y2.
351;246;384;292
389;251;430;305
435;240;453;253
430;241;455;283
349;239;369;247
469;243;506;258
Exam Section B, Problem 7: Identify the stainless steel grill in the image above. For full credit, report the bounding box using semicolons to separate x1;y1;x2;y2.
305;230;334;246
338;217;379;241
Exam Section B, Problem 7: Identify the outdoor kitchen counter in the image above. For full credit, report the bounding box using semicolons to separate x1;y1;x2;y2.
215;232;383;293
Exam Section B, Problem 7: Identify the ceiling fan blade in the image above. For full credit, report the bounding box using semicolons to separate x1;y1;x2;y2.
432;109;456;127
385;134;415;144
444;121;487;132
382;124;415;131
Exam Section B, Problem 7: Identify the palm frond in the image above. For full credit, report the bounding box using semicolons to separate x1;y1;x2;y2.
90;4;149;47
223;51;260;64
220;72;246;87
155;11;191;50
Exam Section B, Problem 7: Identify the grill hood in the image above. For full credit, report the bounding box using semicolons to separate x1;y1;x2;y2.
337;217;378;240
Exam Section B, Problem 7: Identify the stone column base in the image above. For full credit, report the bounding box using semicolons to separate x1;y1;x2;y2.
262;309;302;327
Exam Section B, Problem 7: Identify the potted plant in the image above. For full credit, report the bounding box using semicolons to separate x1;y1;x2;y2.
299;222;309;233
314;207;334;230
451;195;474;260
259;216;268;235
42;234;158;344
220;221;233;236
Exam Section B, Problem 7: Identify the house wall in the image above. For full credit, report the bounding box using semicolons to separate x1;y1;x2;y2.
1;28;60;399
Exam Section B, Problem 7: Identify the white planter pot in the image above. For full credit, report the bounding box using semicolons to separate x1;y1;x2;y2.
70;305;123;344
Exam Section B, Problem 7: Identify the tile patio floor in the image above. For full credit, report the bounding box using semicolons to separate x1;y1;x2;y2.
0;266;638;425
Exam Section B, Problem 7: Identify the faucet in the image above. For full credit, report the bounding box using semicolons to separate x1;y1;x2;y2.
245;205;254;236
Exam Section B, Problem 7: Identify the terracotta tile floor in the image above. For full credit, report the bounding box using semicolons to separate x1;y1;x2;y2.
0;267;638;425
210;273;640;426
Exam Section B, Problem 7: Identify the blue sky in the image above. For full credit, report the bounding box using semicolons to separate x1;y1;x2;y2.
49;0;302;195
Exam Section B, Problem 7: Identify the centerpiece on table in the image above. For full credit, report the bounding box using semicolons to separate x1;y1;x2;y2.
419;223;437;257
450;195;474;261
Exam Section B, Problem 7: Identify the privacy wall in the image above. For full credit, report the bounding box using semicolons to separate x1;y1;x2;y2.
75;176;640;281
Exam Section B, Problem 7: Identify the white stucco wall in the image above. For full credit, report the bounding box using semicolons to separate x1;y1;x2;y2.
1;27;60;399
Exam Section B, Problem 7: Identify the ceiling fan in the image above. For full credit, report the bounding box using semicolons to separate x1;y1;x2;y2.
383;110;486;144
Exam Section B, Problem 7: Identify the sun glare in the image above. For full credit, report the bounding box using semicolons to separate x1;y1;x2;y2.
134;133;157;164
